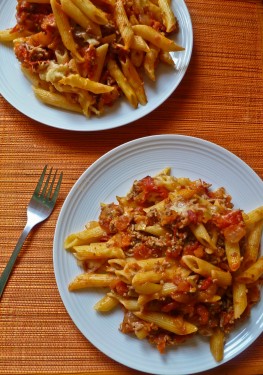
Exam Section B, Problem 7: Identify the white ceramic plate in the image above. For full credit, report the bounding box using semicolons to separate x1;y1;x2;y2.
54;134;263;375
0;1;193;131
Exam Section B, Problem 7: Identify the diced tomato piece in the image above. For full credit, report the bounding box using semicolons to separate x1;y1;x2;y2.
133;244;154;259
196;304;209;325
114;281;129;296
198;277;213;291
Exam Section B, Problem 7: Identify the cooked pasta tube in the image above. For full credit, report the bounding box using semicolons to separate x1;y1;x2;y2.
33;87;82;113
144;43;160;81
130;49;144;67
64;233;83;249
64;224;106;250
115;268;134;284
135;257;167;270
130;35;150;52
107;58;138;108
92;44;109;82
132;264;190;286
134;312;198;335
59;74;114;94
78;223;105;240
159;50;175;66
235;257;263;284
132;25;184;52
143;199;166;213
0;29;32;42
143;225;168;237
60;0;101;36
211;269;232;287
120;57;147;105
158;0;177;32
243;206;263;228
108;292;140;311
94;295;119;311
182;255;221;278
73;243;125;260
115;0;134;49
71;0;109;25
210;328;224;362
134;327;148;340
137;293;159;306
50;0;84;62
233;282;247;319
108;258;128;269
134;282;162;295
68;273;118;290
243;219;263;267
147;2;163;22
225;241;241;272
190;223;216;250
132;270;163;285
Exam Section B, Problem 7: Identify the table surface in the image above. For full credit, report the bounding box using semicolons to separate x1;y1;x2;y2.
1;1;263;374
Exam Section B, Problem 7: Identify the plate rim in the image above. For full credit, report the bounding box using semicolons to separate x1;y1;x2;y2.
53;134;263;375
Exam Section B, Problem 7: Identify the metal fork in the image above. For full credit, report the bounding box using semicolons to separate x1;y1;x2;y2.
0;165;63;299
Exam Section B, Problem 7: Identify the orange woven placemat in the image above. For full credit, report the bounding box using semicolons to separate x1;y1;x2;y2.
1;1;263;374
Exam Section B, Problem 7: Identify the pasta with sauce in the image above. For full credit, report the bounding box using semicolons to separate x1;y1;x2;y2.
0;0;184;118
64;168;263;361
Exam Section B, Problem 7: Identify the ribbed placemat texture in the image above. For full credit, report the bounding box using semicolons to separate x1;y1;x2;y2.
1;1;263;374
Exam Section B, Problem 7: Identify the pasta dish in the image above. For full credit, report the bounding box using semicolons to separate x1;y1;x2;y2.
64;168;263;361
0;0;184;118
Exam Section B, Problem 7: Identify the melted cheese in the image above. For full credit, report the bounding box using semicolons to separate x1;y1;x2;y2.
39;61;69;83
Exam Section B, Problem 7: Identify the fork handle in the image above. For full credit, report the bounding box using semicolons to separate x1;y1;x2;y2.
0;222;34;299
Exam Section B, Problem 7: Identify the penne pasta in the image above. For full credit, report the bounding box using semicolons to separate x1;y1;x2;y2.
134;282;162;295
243;219;263;267
114;0;134;49
108;292;140;311
71;0;109;25
107;58;138;108
59;74;114;94
92;44;109;82
65;169;263;360
120;57;147;106
1;0;184;118
190;223;216;250
236;257;263;284
132;24;184;52
50;0;84;62
134;312;198;335
144;43;160;81
130;35;150;52
211;269;232;287
33;87;82;113
0;29;32;42
94;295;119;312
158;0;177;32
225;240;241;272
68;273;117;290
233;282;247;319
132;270;164;285
182;255;221;278
243;206;263;228
73;243;125;260
60;0;101;36
210;329;224;362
